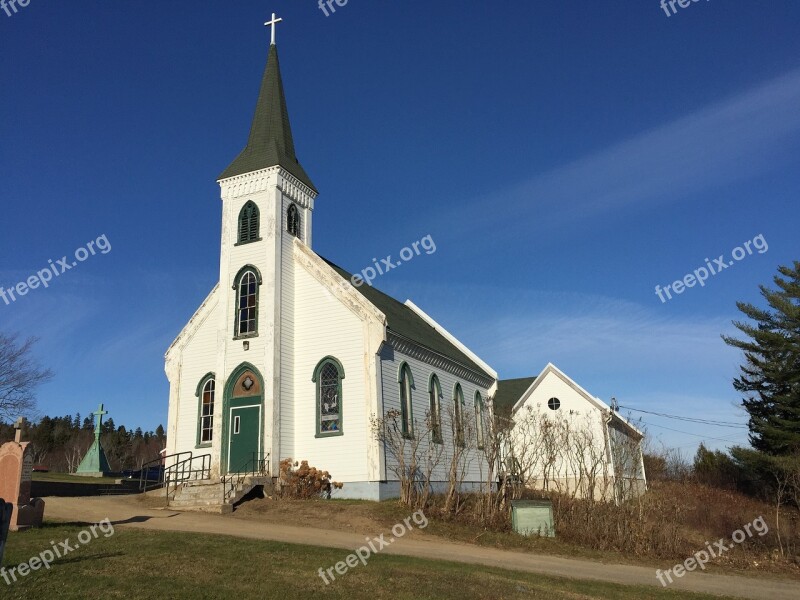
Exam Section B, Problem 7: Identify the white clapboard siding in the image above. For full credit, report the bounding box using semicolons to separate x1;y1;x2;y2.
289;261;371;482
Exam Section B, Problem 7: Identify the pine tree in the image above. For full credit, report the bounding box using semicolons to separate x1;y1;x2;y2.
723;261;800;455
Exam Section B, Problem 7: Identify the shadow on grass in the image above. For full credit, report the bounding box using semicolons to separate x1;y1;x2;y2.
55;551;126;565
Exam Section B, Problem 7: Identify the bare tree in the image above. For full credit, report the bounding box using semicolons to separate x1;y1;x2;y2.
0;333;53;422
371;409;443;508
444;402;476;514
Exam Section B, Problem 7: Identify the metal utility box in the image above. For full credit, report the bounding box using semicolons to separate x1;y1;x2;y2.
511;500;555;537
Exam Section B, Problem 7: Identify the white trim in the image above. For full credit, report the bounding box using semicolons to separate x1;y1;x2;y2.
509;363;643;438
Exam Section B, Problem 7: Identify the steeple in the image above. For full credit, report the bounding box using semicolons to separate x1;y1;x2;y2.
219;42;317;192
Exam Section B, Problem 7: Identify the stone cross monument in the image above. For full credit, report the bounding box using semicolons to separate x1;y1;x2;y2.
76;403;112;477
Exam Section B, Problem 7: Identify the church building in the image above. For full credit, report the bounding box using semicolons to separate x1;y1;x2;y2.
164;18;644;501
164;23;496;500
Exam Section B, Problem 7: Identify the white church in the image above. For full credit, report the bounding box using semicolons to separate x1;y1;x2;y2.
164;18;645;501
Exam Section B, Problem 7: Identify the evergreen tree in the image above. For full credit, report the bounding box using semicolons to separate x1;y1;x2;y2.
723;261;800;455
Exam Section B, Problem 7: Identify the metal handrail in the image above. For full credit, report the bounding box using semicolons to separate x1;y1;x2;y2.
139;451;192;493
164;453;212;501
221;452;270;501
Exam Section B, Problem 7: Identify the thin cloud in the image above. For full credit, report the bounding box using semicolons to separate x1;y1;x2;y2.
438;68;800;239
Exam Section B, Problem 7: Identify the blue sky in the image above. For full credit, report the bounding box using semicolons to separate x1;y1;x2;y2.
1;1;798;455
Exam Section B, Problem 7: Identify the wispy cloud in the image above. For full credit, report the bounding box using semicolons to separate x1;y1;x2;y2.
438;68;800;239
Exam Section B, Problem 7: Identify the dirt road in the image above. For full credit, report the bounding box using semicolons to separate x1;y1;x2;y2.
43;495;797;600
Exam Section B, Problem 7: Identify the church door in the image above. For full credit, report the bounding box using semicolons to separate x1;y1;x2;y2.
223;365;264;474
228;404;261;473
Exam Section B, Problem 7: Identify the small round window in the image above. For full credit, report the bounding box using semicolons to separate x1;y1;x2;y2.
547;397;561;411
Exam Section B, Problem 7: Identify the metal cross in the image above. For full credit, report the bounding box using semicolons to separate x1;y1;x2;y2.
92;403;108;439
264;12;283;46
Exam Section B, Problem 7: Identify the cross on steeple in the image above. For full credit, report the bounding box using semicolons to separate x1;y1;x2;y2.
92;403;108;440
264;12;283;46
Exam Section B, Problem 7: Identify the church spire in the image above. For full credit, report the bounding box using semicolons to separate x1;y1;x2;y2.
219;18;316;192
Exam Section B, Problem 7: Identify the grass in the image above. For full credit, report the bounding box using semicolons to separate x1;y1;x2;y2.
1;523;738;599
31;472;121;484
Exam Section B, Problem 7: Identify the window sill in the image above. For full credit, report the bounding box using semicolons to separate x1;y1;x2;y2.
315;432;344;438
233;332;259;341
196;443;212;449
234;238;263;247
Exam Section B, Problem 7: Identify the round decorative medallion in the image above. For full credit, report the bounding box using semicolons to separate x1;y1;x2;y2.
242;376;255;391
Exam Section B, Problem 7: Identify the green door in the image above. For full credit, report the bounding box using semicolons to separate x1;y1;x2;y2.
228;405;261;473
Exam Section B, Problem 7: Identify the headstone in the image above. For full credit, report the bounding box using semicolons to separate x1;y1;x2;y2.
0;418;45;531
0;499;12;563
76;403;112;477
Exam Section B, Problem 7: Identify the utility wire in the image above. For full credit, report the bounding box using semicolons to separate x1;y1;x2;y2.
617;405;748;429
641;420;750;444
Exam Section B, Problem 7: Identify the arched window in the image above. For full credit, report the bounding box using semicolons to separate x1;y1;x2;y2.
454;383;465;446
287;203;301;238
234;266;261;338
399;363;414;438
475;392;485;450
313;357;345;436
429;374;442;444
196;375;215;446
238;201;260;244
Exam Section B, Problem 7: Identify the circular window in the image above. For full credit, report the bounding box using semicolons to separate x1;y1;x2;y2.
242;376;255;391
547;397;561;411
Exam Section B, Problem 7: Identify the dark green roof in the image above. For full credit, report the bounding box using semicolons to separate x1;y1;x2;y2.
219;44;317;192
320;257;492;379
493;377;536;418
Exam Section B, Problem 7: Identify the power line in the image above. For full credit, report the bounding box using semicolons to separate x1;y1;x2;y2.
617;405;748;429
641;420;750;444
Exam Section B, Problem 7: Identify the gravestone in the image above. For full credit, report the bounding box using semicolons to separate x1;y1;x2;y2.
0;418;45;531
76;404;112;477
0;499;12;563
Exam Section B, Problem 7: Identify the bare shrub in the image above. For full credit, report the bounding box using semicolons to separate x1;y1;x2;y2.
277;458;342;499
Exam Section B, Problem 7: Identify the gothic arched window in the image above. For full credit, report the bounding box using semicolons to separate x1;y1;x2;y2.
475;392;485;450
454;383;465;446
429;374;442;444
234;266;261;338
399;363;414;438
238;201;260;244
313;357;345;436
197;375;215;445
287;203;301;238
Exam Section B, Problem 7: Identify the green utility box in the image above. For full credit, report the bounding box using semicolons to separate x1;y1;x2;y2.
511;500;555;537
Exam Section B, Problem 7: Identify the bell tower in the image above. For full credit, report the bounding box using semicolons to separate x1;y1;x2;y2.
211;13;317;476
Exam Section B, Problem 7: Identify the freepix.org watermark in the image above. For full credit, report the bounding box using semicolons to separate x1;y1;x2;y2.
655;516;768;587
660;0;710;18
317;0;349;17
655;233;767;303
1;518;115;585
1;0;31;18
0;234;112;307
317;510;429;585
349;234;437;288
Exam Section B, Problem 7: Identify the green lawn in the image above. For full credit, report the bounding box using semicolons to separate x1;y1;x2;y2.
0;523;736;600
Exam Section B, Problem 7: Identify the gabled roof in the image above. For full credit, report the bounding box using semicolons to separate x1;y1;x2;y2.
320;257;493;380
219;44;317;192
493;377;536;418
508;363;644;438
